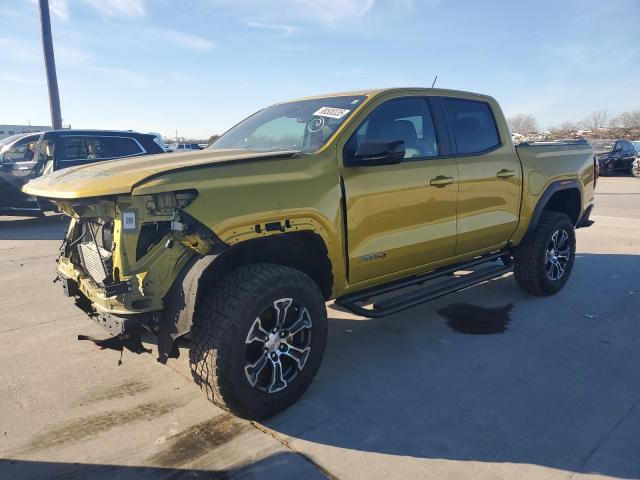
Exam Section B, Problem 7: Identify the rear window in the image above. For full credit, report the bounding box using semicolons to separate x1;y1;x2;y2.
57;136;144;162
444;98;500;155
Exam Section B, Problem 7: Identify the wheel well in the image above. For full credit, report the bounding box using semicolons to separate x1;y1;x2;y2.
543;188;581;225
202;231;333;299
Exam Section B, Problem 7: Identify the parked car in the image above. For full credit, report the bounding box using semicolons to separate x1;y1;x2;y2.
592;139;637;176
25;88;595;419
174;143;203;152
0;130;166;215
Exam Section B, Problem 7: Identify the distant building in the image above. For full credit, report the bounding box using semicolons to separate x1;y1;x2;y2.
0;124;51;140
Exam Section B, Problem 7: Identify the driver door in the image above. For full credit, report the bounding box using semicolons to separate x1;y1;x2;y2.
0;134;41;208
340;96;459;284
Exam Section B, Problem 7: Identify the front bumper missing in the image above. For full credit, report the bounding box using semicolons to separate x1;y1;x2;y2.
61;275;156;335
59;268;183;362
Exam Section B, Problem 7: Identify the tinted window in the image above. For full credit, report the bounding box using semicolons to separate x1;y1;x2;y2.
57;136;143;162
3;135;39;162
347;97;439;160
106;137;144;156
444;98;500;154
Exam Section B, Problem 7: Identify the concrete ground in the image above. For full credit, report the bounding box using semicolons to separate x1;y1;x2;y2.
1;176;639;479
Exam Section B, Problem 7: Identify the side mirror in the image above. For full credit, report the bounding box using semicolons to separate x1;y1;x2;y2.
346;140;405;167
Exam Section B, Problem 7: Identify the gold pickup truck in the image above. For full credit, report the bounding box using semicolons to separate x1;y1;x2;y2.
24;88;596;419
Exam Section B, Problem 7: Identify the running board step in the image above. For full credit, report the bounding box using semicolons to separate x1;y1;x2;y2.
335;251;512;318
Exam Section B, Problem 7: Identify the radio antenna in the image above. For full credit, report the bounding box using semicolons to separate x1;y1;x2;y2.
431;75;438;88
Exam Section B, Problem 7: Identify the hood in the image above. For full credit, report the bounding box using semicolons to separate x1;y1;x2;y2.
22;149;298;199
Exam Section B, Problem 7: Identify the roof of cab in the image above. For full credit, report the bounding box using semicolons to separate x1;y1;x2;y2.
277;87;495;105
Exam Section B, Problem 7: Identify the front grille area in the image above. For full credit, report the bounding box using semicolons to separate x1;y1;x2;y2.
78;235;113;285
78;242;113;285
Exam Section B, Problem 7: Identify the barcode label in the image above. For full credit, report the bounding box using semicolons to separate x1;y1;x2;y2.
122;210;136;231
313;107;350;119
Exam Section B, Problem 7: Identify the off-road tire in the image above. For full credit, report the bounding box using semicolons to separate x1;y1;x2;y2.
189;263;328;419
513;211;576;296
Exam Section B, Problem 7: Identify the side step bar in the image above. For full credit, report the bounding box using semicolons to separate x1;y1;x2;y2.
335;251;512;318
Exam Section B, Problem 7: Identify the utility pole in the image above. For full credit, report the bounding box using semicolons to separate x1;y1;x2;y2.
38;0;62;129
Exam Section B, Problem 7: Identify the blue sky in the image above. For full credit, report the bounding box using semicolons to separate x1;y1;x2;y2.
1;0;639;138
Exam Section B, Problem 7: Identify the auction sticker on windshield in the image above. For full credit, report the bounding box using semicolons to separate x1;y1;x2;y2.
313;107;351;119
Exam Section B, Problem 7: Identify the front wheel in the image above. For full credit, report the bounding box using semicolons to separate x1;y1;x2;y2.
513;211;576;296
189;263;328;419
632;161;640;178
605;162;615;176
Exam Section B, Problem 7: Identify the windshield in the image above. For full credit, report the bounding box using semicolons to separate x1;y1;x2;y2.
209;95;366;153
592;141;615;153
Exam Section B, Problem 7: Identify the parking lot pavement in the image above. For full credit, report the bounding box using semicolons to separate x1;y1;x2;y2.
1;176;639;480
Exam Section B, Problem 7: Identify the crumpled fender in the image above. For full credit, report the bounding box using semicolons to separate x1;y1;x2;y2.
157;254;218;363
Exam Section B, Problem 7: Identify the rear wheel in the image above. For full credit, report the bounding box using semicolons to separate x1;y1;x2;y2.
189;263;328;419
513;211;576;296
632;161;640;178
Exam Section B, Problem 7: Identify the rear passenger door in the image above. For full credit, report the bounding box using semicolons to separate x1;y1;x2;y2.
442;97;522;256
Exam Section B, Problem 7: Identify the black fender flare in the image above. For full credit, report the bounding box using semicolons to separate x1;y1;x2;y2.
522;179;582;243
157;254;219;363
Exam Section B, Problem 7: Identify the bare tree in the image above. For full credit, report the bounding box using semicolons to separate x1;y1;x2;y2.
581;110;609;132
507;114;538;134
610;110;640;129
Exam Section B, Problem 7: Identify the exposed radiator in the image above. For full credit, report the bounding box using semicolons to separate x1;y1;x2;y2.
78;242;113;285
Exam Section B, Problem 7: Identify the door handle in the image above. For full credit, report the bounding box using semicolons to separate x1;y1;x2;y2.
429;175;454;187
497;169;515;179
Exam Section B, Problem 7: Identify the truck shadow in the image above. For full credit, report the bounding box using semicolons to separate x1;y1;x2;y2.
0;214;67;240
0;451;325;480
265;252;640;479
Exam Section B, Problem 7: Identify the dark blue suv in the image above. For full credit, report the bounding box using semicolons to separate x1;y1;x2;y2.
0;130;166;215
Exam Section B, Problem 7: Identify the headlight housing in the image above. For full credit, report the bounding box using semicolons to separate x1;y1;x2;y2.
144;189;198;216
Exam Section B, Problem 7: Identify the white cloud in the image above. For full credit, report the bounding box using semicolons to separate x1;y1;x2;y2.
81;0;145;19
143;27;216;52
26;0;69;20
205;0;376;26
294;0;375;23
50;0;70;20
245;20;297;36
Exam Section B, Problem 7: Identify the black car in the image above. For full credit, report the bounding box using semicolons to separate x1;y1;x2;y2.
0;130;166;215
592;139;637;176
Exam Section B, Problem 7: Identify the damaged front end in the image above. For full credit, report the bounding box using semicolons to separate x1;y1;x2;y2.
56;190;225;359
